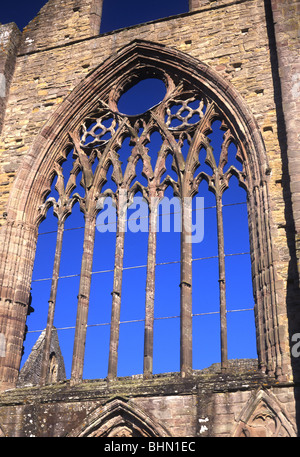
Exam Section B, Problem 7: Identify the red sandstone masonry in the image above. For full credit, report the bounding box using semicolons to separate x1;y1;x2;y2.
0;0;298;438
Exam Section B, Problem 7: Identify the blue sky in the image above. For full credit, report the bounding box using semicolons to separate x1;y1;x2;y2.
1;1;257;380
1;0;189;32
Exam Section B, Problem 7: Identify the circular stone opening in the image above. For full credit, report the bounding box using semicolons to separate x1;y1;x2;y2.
117;78;166;116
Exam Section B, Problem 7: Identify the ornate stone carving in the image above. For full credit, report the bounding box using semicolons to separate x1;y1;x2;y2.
67;397;171;437
234;390;297;437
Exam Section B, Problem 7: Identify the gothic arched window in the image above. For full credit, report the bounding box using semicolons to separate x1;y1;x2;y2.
1;42;286;390
23;73;258;384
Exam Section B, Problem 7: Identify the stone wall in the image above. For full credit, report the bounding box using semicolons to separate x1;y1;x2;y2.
0;23;21;133
0;0;299;437
0;22;21;214
20;0;103;54
270;0;300;279
0;361;297;437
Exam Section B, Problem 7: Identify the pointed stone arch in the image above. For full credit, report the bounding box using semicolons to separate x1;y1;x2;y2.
0;39;288;390
233;389;297;437
67;397;171;437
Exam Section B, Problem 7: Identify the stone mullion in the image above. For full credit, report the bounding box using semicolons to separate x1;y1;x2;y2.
180;195;193;377
143;193;157;378
163;116;210;378
107;197;126;380
180;119;213;378
40;220;64;386
215;186;228;372
71;213;96;385
152;112;194;377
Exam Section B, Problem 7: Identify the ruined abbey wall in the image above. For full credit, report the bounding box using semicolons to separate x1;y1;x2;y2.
0;0;299;437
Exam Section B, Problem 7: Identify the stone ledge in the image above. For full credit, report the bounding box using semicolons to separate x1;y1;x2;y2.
0;359;272;406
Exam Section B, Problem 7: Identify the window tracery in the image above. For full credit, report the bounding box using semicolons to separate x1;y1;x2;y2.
0;41;288;391
35;74;251;384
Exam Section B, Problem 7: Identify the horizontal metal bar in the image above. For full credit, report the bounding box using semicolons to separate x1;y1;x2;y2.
32;251;250;282
27;307;254;333
38;201;247;236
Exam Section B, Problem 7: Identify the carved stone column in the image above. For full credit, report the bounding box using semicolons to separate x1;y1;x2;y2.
0;221;38;390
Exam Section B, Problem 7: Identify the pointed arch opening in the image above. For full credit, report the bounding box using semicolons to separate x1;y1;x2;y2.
0;40;287;390
67;397;171;437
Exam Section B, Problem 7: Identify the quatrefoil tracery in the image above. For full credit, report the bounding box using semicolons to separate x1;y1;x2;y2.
80;113;119;149
39;81;247;223
165;96;206;131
